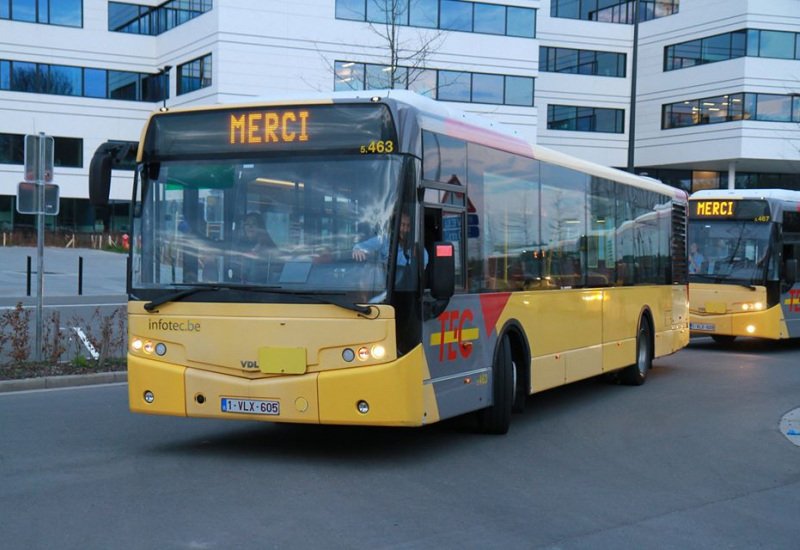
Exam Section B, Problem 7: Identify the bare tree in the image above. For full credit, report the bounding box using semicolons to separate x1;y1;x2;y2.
320;0;446;94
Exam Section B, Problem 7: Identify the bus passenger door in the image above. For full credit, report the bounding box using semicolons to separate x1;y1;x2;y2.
421;206;492;421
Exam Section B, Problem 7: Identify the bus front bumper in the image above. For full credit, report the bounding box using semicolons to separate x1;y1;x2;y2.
127;347;434;427
689;305;784;339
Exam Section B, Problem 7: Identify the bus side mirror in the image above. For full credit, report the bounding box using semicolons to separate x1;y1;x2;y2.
89;149;112;209
430;242;455;300
786;259;798;286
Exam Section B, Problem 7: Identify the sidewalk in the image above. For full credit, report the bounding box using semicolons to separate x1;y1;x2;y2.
0;246;128;393
0;246;127;304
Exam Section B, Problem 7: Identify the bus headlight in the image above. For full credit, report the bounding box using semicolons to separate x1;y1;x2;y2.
740;302;764;311
131;338;143;352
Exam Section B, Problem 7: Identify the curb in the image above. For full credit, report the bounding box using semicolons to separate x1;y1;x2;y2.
0;371;127;393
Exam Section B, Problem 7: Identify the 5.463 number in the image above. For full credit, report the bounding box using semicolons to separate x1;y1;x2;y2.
360;140;394;154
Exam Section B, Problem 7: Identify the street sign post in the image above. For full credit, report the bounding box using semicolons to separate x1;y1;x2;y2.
20;133;58;363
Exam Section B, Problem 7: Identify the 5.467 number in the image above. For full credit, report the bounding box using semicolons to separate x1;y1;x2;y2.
360;140;394;154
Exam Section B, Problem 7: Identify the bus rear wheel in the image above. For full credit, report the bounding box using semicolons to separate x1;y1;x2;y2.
619;318;652;386
477;335;513;434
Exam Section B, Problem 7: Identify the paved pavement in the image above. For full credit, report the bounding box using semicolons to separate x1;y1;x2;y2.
0;245;127;304
0;246;128;391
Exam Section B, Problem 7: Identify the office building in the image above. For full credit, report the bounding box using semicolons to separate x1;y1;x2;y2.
1;0;798;234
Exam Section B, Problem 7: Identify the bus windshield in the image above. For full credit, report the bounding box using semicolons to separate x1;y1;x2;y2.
132;154;407;303
688;220;773;285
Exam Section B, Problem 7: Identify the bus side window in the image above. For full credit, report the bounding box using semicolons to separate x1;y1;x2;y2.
423;208;442;289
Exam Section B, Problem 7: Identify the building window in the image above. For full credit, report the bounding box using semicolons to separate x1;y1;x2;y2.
108;0;211;35
0;133;82;167
0;58;166;102
551;0;678;24
547;104;625;133
335;0;535;38
662;92;800;129
540;46;626;77
334;60;535;107
177;54;212;95
0;0;82;27
665;28;800;71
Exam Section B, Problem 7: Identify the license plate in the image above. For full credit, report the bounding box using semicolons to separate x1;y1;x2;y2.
690;323;715;331
221;398;280;416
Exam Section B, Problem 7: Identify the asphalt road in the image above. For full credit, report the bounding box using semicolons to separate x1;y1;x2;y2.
1;339;799;549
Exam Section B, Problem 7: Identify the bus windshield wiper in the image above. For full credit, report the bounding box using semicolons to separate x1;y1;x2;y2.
144;284;373;315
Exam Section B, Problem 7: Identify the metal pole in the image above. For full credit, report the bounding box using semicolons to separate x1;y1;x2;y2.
626;0;640;173
78;256;83;295
26;255;32;296
35;132;45;363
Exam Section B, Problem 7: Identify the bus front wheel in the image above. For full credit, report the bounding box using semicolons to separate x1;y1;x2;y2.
619;317;652;386
477;335;513;434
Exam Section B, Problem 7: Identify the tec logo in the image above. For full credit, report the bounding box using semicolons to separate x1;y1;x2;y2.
786;289;800;312
432;309;479;362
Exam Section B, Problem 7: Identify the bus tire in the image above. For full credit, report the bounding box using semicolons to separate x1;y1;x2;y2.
477;335;513;434
711;335;737;344
619;317;652;386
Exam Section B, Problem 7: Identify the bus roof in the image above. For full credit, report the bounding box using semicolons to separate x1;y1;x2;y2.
143;89;687;201
690;188;800;203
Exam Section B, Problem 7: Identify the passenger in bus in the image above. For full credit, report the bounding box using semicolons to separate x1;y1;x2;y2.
239;211;277;283
689;242;705;274
352;212;428;267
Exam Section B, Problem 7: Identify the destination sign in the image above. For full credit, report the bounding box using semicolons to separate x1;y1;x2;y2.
690;199;771;221
141;103;397;160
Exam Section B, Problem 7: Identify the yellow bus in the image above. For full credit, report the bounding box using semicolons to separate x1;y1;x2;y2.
90;91;689;433
688;189;800;343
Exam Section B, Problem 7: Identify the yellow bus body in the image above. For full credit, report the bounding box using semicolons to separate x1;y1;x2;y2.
128;284;688;426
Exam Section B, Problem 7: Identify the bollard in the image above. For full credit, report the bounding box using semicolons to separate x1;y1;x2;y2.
78;256;83;295
27;256;32;296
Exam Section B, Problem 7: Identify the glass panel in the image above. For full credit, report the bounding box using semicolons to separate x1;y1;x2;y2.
548;105;576;131
576;107;594;131
334;61;364;91
746;29;760;56
699;95;728;124
408;68;436;98
84;68;106;98
731;30;746;58
136;156;403;301
672;39;701;69
440;0;472;32
108;70;139;100
541;164;586;288
759;30;794;59
13;0;36;22
702;33;732;63
0;60;10;90
741;93;756;120
367;0;406;24
109;1;141;31
471;73;503;104
1;1;8;18
50;0;82;27
552;0;579;19
755;94;793;122
595;108;621;133
0;133;24;164
366;64;392;89
12;61;37;92
504;76;533;106
596;52;622;77
409;0;437;28
473;3;504;35
437;70;470;102
727;93;744;120
577;50;596;75
53;137;82;167
49;64;82;95
506;6;534;38
555;49;578;73
422;131;467;185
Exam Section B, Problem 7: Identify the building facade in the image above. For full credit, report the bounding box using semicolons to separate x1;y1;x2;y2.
1;0;799;234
